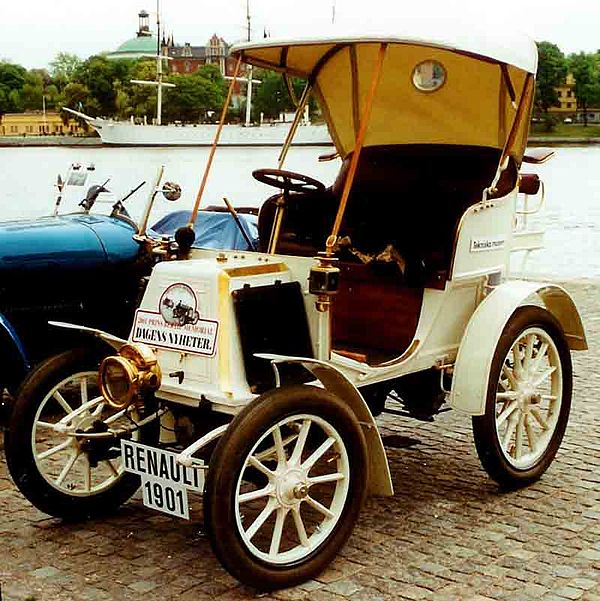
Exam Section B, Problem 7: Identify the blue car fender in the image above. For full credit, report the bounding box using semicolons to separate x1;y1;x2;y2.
0;312;30;392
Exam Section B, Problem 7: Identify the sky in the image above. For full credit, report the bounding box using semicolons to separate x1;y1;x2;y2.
1;0;599;70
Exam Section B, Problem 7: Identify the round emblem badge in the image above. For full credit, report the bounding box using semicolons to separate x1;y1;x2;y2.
159;283;200;326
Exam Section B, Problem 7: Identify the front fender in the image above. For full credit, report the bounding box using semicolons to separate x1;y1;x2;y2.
449;280;586;416
48;321;127;351
258;353;394;497
0;313;30;391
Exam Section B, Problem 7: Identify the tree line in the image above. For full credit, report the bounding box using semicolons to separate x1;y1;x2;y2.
535;42;600;127
0;51;311;126
1;45;599;128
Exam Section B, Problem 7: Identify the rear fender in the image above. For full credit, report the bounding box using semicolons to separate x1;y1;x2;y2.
0;313;30;391
450;281;586;415
257;353;394;497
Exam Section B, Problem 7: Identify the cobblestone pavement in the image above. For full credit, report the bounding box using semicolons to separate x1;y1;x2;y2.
0;281;598;601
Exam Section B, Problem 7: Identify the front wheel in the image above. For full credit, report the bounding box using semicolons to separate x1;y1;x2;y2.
5;348;158;519
204;385;368;590
472;306;572;488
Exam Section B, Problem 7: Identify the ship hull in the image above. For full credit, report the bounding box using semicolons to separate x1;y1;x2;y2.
91;120;332;147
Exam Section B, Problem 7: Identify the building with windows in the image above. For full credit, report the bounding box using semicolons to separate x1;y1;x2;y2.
550;73;600;123
0;112;83;137
108;11;240;80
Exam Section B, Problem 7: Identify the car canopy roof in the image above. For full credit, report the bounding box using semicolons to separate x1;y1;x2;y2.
231;21;537;161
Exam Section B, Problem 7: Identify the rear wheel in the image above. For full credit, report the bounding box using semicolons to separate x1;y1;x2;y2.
472;307;572;487
204;385;368;590
5;348;158;519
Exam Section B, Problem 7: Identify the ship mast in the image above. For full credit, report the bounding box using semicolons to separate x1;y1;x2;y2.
129;0;175;126
244;0;253;127
156;0;163;125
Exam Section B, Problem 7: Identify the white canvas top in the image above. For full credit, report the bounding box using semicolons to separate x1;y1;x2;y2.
231;19;538;74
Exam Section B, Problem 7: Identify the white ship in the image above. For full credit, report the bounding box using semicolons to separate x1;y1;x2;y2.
62;109;332;147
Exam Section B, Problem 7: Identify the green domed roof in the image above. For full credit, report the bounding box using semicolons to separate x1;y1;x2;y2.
108;35;158;59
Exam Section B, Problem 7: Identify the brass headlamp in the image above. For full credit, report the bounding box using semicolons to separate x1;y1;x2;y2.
99;344;162;410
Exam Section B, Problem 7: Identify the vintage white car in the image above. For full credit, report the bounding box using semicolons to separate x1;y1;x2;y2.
4;22;586;591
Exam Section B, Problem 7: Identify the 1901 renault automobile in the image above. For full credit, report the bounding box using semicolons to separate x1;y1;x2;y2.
5;22;587;590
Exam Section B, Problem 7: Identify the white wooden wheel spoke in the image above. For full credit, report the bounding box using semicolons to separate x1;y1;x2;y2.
248;455;275;478
524;333;536;369
496;401;519;427
245;497;277;541
289;419;311;465
512;345;524;377
531;342;549;371
254;433;298;462
524;414;538;452
502;414;519;449
83;455;92;492
239;485;274;504
292;506;310;547
272;426;287;466
541;394;557;402
37;440;71;461
496;391;518;401
103;459;120;477
531;366;556;389
501;364;518;390
55;451;80;486
514;413;525;459
530;407;549;430
36;420;57;430
302;436;335;473
269;507;288;557
80;378;89;406
53;391;74;415
103;408;128;425
305;495;335;520
308;472;345;485
92;400;106;417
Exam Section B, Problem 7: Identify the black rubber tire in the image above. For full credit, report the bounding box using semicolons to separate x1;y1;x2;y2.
472;306;572;488
204;385;368;591
5;348;158;520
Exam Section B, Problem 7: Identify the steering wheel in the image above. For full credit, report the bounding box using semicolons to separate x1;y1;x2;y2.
252;168;326;194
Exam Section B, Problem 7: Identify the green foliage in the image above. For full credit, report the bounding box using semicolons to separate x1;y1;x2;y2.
50;52;82;82
535;41;568;117
249;70;318;123
251;70;293;121
128;60;158;118
73;56;134;115
0;61;27;114
162;67;227;123
569;52;600;126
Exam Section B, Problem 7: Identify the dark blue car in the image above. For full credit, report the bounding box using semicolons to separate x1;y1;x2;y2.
0;173;257;399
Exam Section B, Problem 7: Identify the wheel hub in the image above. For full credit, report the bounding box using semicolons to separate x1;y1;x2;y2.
275;468;308;507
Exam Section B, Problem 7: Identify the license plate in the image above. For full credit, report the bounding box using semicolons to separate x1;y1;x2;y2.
121;440;205;520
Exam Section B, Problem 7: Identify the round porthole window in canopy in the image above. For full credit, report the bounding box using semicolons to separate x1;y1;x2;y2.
412;60;446;92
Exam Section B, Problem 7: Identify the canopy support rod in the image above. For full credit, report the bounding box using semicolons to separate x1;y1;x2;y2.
487;72;534;196
266;83;313;254
325;43;388;255
500;64;517;109
277;82;312;168
189;55;243;226
283;73;299;107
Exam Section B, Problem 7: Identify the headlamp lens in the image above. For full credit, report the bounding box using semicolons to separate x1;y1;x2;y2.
100;357;134;409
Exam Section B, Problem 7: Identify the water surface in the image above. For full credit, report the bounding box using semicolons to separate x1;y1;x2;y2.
0;145;598;279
